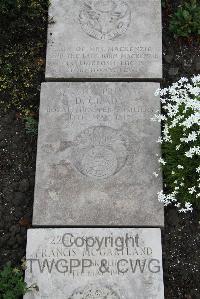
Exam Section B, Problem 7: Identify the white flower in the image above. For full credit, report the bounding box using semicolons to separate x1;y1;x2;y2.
157;190;166;203
163;125;171;142
180;131;198;143
153;77;199;213
157;191;170;206
155;88;161;96
191;87;200;96
177;165;184;169
161;98;167;104
158;158;166;165
178;77;188;84
151;114;166;123
179;202;193;213
192;74;200;84
185;151;193;158
185;202;193;210
153;172;159;177
188;187;196;194
160;88;168;96
175;203;181;208
185;146;200;158
170;193;178;202
181;113;200;129
157;137;163;144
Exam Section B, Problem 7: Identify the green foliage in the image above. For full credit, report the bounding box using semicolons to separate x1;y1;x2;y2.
162;107;199;207
0;263;27;299
169;0;200;37
24;116;38;136
153;76;200;212
161;0;166;8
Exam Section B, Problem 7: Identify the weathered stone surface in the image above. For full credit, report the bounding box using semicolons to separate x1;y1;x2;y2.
24;228;164;299
45;0;162;79
33;82;163;226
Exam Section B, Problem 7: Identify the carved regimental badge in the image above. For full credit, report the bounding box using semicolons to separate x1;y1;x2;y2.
71;126;128;179
79;0;131;40
68;284;121;299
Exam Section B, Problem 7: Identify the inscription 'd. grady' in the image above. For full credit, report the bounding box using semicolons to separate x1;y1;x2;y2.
79;0;131;40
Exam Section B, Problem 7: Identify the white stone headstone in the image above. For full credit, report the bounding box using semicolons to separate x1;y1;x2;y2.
24;228;164;299
32;82;163;226
45;0;162;79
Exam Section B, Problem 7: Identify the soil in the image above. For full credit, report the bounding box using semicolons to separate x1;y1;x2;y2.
0;109;36;266
0;1;200;299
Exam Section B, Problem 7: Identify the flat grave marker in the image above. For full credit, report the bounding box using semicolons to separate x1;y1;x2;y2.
33;82;164;226
24;228;164;299
46;0;162;79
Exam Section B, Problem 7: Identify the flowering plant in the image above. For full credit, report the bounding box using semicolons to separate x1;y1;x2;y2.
152;75;200;213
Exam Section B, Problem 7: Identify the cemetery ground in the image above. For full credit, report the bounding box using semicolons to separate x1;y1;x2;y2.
0;1;199;298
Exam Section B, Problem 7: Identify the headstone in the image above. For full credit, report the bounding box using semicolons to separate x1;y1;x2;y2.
32;82;164;226
46;0;162;80
24;228;164;299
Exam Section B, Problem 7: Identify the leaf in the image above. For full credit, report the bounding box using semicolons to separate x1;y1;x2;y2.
19;217;31;228
169;0;200;38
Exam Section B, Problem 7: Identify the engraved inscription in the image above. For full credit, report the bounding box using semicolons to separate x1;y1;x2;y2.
48;46;159;75
79;0;131;40
68;284;121;299
46;0;162;78
71;126;128;178
25;229;164;299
